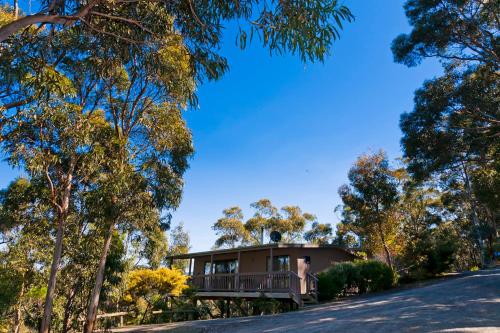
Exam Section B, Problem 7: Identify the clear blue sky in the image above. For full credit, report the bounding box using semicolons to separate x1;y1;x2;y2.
0;1;442;252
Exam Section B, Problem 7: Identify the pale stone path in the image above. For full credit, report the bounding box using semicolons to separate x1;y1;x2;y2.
112;268;500;333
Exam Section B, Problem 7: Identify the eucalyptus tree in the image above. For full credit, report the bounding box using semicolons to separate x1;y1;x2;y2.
244;199;279;244
0;178;52;333
268;206;315;242
392;0;499;262
391;0;498;68
245;199;315;243
77;30;195;333
0;98;112;332
331;222;358;249
0;16;194;331
168;223;191;271
338;151;399;269
304;221;333;245
212;207;248;248
0;0;353;64
214;200;316;247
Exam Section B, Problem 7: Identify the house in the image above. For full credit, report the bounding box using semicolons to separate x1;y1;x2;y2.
166;243;358;306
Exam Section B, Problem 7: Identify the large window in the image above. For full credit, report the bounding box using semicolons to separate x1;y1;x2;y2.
266;255;290;272
204;259;238;274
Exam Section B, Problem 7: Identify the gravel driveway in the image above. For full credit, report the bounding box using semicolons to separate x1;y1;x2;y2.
112;268;500;333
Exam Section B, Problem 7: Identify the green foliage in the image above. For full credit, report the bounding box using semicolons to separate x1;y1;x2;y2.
399;67;498;181
391;0;498;67
331;222;359;248
304;221;333;245
338;151;400;268
0;19;195;331
0;266;21;314
212;199;317;248
393;0;499;265
268;206;316;242
406;223;459;278
356;260;396;293
245;199;277;243
317;264;348;300
318;260;396;301
212;206;248;248
0;0;353;70
168;223;191;271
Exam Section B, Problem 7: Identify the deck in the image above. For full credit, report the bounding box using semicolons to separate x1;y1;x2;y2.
188;271;316;305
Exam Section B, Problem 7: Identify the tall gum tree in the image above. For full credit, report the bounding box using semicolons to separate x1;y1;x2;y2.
392;0;499;263
338;151;400;269
0;102;112;333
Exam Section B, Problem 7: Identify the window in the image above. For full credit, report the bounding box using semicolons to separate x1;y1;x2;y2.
266;255;290;272
204;259;238;274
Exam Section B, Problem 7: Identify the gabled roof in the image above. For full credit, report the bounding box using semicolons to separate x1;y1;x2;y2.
166;243;357;260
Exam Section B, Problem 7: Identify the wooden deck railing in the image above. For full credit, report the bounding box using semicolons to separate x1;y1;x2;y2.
189;271;301;296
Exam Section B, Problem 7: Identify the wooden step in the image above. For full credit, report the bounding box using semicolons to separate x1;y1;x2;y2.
301;294;318;305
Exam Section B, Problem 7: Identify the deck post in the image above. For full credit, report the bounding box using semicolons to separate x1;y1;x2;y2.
269;247;273;292
188;257;192;276
269;247;273;271
209;254;214;291
236;251;241;291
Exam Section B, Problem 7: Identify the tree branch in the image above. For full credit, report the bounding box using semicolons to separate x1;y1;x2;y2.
0;0;102;42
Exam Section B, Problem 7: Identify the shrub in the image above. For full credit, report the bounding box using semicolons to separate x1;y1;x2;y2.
357;260;395;293
317;265;347;301
123;268;188;323
340;261;361;293
317;260;396;301
317;261;364;300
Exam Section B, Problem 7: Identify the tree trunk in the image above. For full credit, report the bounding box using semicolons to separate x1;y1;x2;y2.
382;242;393;270
61;280;79;333
377;222;393;270
13;0;19;19
83;223;114;333
40;213;65;333
40;174;72;333
13;277;25;333
461;162;485;266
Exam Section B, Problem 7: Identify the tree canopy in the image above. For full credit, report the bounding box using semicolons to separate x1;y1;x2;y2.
393;0;498;264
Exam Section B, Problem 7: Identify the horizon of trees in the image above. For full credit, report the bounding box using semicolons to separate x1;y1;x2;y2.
211;199;337;248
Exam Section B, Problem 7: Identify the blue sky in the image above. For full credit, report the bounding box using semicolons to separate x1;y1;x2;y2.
0;1;442;252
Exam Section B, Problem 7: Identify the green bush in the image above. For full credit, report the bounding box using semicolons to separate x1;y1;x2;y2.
341;261;361;292
357;260;395;293
317;265;347;301
317;260;395;301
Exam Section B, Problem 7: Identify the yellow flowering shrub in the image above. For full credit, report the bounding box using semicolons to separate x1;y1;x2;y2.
123;267;188;304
